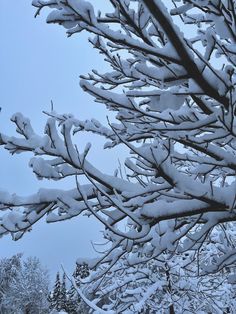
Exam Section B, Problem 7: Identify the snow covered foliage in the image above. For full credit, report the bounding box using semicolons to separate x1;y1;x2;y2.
49;270;86;313
49;272;62;312
74;226;236;313
73;262;90;280
0;253;22;312
65;284;80;314
0;0;236;302
0;255;50;313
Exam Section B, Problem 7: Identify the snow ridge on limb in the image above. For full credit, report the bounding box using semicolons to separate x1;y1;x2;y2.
0;1;236;304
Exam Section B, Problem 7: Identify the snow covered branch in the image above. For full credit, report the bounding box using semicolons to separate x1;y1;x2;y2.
0;0;236;278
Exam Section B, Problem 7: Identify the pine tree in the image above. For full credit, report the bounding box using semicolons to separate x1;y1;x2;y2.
47;292;54;311
60;272;67;311
66;284;80;314
73;262;90;282
50;272;61;311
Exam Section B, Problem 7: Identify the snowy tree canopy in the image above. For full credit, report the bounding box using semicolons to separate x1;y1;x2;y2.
0;0;236;278
0;255;50;313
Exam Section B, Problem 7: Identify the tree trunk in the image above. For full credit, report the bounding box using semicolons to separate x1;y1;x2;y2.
169;304;175;314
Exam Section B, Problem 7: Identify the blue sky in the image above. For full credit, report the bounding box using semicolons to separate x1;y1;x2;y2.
0;0;120;276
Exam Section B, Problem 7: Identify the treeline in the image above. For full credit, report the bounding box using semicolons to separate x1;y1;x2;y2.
0;254;90;314
48;263;90;313
2;252;236;313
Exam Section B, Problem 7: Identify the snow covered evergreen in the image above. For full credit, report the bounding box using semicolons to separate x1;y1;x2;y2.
49;270;86;314
65;284;79;314
50;272;62;312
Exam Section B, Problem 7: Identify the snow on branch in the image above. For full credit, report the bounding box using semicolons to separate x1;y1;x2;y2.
0;0;236;280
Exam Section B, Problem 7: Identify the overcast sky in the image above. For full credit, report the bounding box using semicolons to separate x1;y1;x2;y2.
0;0;121;277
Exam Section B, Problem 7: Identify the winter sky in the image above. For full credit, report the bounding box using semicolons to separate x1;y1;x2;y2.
0;0;121;276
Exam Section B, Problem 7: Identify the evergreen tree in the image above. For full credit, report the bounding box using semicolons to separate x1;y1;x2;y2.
60;272;67;311
73;262;90;283
47;292;54;311
66;284;79;314
50;272;61;311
